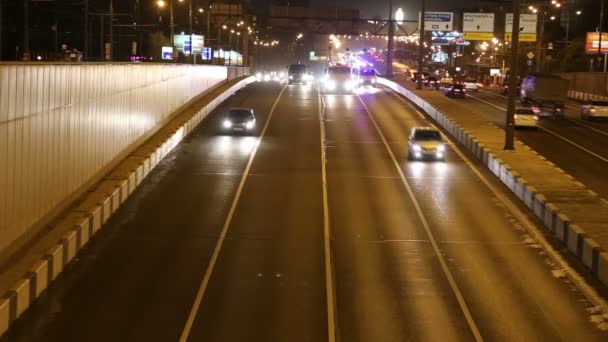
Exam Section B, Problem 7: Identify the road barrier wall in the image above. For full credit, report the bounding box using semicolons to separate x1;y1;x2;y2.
560;72;608;101
0;74;256;337
0;63;246;261
379;77;608;288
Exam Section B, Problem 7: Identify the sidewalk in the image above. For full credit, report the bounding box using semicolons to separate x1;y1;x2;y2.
379;77;608;287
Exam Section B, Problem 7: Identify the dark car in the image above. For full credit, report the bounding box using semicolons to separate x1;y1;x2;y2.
444;83;466;98
411;72;429;83
530;100;564;119
287;64;308;85
222;108;256;133
424;76;439;89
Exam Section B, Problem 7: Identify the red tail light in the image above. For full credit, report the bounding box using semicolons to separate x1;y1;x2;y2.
514;114;518;119
591;108;597;113
531;106;539;110
556;108;562;112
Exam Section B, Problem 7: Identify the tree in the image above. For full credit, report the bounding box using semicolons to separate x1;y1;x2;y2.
147;32;170;61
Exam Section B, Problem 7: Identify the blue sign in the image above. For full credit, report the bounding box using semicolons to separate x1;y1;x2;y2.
202;47;212;60
162;46;173;60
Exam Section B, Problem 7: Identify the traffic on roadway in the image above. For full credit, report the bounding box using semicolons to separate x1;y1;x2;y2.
4;79;608;342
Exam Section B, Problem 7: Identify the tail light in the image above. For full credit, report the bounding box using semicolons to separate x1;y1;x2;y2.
591;108;597;113
556;108;562;112
531;106;539;111
476;83;483;87
534;116;539;120
514;114;518;119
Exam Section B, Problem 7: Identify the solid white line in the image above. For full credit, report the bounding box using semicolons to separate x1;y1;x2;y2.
317;85;337;342
467;94;608;163
179;86;287;342
355;94;485;342
389;91;608;320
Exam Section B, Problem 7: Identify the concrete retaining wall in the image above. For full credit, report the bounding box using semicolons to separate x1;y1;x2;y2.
560;72;608;101
0;63;245;259
0;75;256;337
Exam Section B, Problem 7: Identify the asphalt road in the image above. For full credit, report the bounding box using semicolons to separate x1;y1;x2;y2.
3;82;608;341
388;61;608;199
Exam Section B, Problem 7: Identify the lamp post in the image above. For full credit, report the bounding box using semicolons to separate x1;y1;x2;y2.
229;29;234;66
417;0;426;89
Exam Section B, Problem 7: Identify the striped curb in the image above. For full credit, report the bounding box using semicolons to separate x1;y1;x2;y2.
0;76;256;338
379;77;608;288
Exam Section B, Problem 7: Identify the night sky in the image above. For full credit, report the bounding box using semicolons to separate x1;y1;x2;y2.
310;0;479;18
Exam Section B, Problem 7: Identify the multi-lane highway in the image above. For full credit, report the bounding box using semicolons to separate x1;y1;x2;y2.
3;82;608;341
389;62;608;199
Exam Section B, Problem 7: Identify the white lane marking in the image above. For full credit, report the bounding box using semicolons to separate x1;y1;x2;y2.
467;94;608;163
390;91;608;322
355;94;485;342
477;90;608;137
317;85;338;342
179;86;287;342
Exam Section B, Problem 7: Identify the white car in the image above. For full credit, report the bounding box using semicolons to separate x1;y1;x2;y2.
408;127;447;161
514;108;538;128
463;79;481;92
581;100;608;120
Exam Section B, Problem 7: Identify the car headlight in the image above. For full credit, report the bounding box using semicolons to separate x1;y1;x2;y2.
246;121;255;129
344;80;355;90
280;72;285;78
371;79;376;83
412;144;422;152
263;74;270;81
289;75;293;79
325;80;336;90
255;72;262;80
223;120;232;128
437;144;446;152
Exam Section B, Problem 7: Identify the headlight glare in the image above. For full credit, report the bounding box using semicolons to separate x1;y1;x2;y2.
223;120;232;128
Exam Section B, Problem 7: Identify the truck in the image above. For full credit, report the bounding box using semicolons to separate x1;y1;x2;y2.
520;74;569;118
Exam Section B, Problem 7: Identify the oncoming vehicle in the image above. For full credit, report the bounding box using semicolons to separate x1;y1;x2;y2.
287;64;308;85
580;100;608;120
356;68;377;87
514;108;539;128
223;108;256;134
408;127;446;161
323;65;356;93
444;83;466;98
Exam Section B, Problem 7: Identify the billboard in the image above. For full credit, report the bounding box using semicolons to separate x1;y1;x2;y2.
505;14;538;42
463;13;495;40
431;31;469;46
586;32;608;54
421;12;453;31
173;34;204;55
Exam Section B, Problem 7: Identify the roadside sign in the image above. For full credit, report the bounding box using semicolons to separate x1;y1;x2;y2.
162;46;173;60
527;52;535;59
505;14;537;42
585;32;608;54
463;13;494;41
421;12;453;31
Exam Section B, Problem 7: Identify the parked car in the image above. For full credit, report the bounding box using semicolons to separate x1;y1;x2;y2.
408;127;447;161
514;108;539;128
463;79;481;92
580;100;608;120
444;83;466;98
223;108;256;134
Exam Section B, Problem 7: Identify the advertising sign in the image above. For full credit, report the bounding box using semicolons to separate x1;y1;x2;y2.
162;46;173;60
586;32;608;54
431;31;469;46
173;34;204;55
421;12;453;31
505;14;537;42
463;13;495;40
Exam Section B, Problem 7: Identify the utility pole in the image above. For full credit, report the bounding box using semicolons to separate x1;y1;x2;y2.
84;0;88;60
170;0;174;46
536;1;546;72
600;0;606;71
109;0;113;61
207;1;211;41
0;0;3;61
386;0;394;76
23;0;30;61
189;0;193;64
505;0;520;151
417;0;426;89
